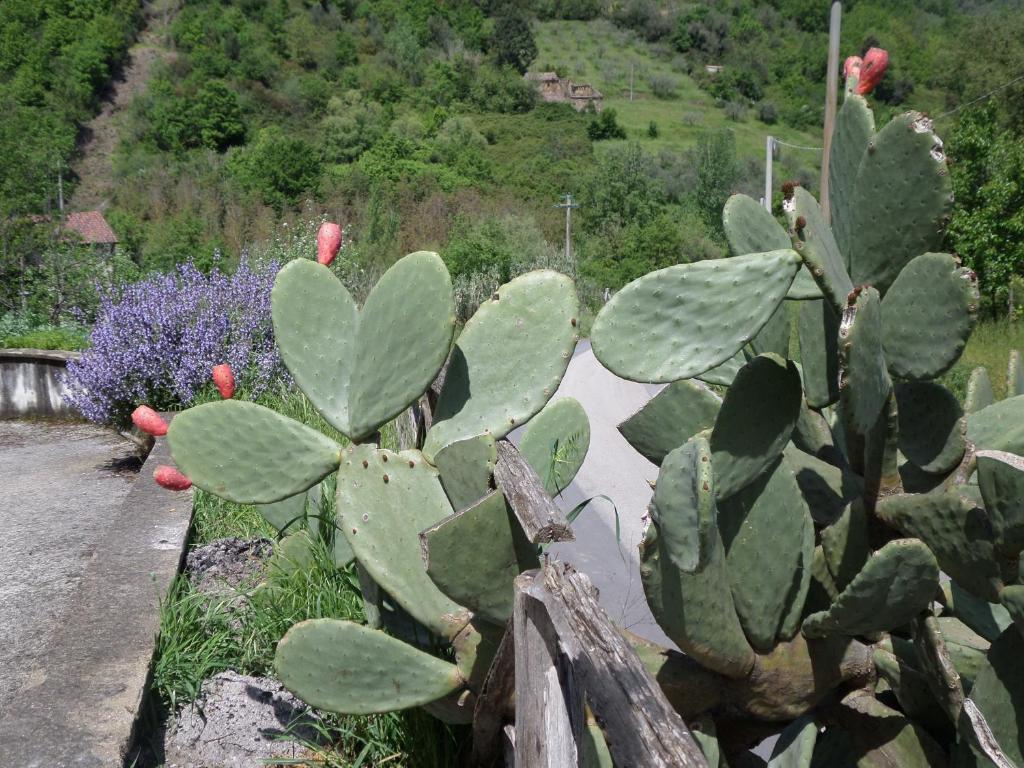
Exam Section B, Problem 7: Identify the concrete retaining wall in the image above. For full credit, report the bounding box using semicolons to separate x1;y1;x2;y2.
0;349;81;419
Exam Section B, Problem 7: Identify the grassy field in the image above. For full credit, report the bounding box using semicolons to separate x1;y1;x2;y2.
533;20;824;187
941;320;1024;403
145;388;465;767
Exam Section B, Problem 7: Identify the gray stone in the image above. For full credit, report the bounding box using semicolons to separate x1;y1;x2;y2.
0;349;81;418
162;671;322;768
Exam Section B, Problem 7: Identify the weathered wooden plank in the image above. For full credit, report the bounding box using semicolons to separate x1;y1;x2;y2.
523;564;709;768
471;622;517;766
494;441;574;544
513;570;584;768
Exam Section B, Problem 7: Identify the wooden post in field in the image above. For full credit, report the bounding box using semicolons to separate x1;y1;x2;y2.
820;1;842;224
764;135;774;211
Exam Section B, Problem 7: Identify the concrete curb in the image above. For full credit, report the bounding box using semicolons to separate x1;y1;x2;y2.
0;415;194;767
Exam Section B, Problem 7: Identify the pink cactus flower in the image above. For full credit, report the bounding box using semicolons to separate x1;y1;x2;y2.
131;405;168;436
212;363;235;399
317;222;343;266
154;465;192;491
855;48;889;96
844;55;863;79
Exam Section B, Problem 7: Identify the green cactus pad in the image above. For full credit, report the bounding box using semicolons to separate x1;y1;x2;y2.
639;520;755;679
518;397;591;495
168;401;341;503
751;301;791;359
718;457;812;651
1009;350;1024;398
936;617;990;691
653;437;717;574
723;193;791;255
846;112;954;294
617;380;721;465
697;350;746;386
451;618;504;692
839;287;891;435
777;496;815;640
268;530;317;577
895;382;966;475
873;650;950;739
786;187;853;312
256;489;309;534
881;253;977;380
272;254;455;440
337;445;470;639
999;585;1024;638
830;94;875;262
967;394;1024;453
275;619;463;714
591;250;801;383
420;490;538;626
977;450;1024;555
802;539;939;639
784;445;863;525
432;433;497;512
583;723;615;768
798;299;840;408
348;252;456;438
821;500;870;592
711;353;802;499
768;715;817;768
271;260;357;435
721;193;820;300
957;627;1024;765
876;491;1006;602
423;271;578;461
943;580;1013;643
837;692;949;767
964;367;995;414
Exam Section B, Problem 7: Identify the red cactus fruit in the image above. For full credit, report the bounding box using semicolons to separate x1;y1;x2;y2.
154;465;192;491
844;55;863;79
212;363;235;399
131;405;168;437
317;222;343;266
855;48;888;96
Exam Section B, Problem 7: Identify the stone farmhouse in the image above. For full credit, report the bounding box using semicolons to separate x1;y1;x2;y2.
524;72;604;113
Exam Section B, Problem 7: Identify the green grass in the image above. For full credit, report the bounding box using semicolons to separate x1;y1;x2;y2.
149;386;463;767
533;20;823;184
941;320;1024;403
0;326;89;350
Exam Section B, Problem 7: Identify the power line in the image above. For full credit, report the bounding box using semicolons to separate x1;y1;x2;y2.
934;73;1024;121
773;138;823;152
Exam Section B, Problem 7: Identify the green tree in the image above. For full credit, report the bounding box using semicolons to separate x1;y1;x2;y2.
228;126;320;209
693;129;738;236
192;80;246;151
579;143;662;232
947;104;1024;315
491;13;537;74
587;108;627;141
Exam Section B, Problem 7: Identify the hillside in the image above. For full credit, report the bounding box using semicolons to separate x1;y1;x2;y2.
3;0;1024;320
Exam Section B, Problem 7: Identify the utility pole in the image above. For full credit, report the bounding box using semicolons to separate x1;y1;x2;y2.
630;64;634;102
554;193;578;262
764;136;775;212
57;165;64;217
820;1;842;224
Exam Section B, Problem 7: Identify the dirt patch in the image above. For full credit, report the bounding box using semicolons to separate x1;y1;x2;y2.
185;537;274;612
161;670;322;768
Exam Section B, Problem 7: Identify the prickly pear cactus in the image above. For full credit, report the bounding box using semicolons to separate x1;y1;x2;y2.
595;84;1024;765
167;250;589;723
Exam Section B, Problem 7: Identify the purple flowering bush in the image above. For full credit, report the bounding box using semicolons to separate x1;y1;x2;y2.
65;258;285;426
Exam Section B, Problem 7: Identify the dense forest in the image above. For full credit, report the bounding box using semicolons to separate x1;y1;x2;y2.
1;0;1023;323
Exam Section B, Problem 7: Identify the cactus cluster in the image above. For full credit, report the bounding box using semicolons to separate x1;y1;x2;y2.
165;244;591;723
588;72;1024;764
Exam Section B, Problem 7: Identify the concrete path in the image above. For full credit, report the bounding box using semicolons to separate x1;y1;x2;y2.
0;421;138;710
0;419;193;767
515;341;671;645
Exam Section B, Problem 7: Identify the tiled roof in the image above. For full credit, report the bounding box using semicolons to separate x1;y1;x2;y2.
64;211;118;244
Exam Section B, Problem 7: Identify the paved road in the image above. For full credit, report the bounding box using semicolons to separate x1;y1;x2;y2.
514;340;671;645
0;421;137;714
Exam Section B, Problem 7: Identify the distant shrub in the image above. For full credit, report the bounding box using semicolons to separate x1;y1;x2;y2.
587;108;627;141
648;120;659;138
64;258;286;426
470;65;537;113
227;127;320;209
648;74;677;99
724;101;747;122
757;101;778;124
